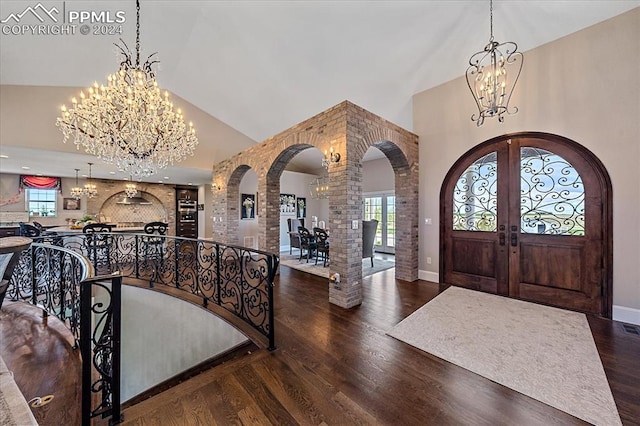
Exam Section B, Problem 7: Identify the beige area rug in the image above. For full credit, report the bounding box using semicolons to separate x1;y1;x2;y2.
279;253;394;278
387;286;621;426
0;356;38;426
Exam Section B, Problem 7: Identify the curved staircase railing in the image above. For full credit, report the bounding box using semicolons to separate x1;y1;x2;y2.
6;242;122;425
7;233;278;425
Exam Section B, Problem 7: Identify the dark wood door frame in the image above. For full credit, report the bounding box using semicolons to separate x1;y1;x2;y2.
439;132;613;318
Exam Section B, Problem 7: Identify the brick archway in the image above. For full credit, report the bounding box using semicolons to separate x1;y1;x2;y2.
212;101;419;308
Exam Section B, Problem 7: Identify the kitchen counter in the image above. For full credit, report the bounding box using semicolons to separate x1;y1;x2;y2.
48;226;146;233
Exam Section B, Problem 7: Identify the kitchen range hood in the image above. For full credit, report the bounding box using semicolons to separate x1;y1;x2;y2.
116;196;152;205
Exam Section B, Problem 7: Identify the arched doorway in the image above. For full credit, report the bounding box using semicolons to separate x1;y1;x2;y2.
440;132;612;317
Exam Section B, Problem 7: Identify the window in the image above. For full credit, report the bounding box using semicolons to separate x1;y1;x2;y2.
27;189;57;217
364;193;395;253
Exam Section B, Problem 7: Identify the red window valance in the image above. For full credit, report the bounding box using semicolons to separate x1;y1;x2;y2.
20;175;62;192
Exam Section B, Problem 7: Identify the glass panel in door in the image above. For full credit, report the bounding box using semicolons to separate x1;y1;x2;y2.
364;194;395;254
520;147;585;235
452;152;498;232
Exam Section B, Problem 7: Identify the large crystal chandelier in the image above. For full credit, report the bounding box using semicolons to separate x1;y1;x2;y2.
84;163;98;199
70;168;83;199
56;0;198;178
466;0;523;126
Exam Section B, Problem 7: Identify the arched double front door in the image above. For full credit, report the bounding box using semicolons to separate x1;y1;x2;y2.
440;132;612;317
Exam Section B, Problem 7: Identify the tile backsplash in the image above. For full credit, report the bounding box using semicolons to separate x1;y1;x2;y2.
100;192;167;225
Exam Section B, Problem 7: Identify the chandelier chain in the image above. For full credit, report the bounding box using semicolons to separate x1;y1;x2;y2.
136;0;140;67
489;0;493;41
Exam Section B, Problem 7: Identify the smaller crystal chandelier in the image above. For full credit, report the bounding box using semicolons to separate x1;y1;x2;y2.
56;0;198;178
83;163;98;199
70;168;83;199
466;0;523;126
321;147;340;170
309;176;330;199
124;176;138;197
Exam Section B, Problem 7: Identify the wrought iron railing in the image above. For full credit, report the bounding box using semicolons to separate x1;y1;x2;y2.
7;232;278;424
10;233;279;350
7;242;122;425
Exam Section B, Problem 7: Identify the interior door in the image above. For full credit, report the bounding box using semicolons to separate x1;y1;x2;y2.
441;133;611;317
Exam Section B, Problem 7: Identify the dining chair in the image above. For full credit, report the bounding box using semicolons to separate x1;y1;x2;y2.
287;218;304;255
313;227;330;267
143;222;168;260
297;226;317;263
18;223;41;237
82;223;114;271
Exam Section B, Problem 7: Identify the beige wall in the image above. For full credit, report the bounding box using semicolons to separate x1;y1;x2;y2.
413;8;640;311
362;157;395;194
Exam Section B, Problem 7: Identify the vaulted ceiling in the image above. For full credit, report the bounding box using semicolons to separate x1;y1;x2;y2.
1;1;638;184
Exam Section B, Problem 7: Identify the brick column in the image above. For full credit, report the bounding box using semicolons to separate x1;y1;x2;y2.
328;136;363;308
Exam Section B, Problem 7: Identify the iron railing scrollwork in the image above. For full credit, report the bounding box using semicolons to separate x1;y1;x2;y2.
8;242;122;425
8;232;278;425
453;151;498;232
11;233;279;350
520;147;585;235
80;274;122;425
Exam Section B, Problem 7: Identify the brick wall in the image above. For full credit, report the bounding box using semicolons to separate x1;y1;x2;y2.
212;101;418;308
84;180;176;235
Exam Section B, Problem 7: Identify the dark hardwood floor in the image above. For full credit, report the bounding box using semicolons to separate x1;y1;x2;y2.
1;266;639;425
0;301;82;425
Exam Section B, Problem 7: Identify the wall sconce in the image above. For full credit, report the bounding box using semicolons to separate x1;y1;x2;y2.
321;147;341;170
212;182;222;191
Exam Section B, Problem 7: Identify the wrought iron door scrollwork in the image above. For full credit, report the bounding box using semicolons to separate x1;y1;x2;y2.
520;147;585;235
453;152;498;232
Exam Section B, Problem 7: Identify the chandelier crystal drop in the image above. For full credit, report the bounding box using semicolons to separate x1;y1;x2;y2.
466;0;523;126
70;168;83;199
56;0;198;178
84;163;98;199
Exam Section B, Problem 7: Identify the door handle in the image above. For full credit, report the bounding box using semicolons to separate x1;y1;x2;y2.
499;232;505;246
511;233;518;247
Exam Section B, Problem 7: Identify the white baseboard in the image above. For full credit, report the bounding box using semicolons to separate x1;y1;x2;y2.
612;305;640;326
419;270;439;283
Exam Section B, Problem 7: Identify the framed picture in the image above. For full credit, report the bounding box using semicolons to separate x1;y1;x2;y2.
241;193;255;219
297;197;306;218
279;193;296;215
63;198;81;210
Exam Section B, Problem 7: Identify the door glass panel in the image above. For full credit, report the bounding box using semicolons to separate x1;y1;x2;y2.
386;196;395;247
520;147;585;235
453;152;498;232
364;196;383;246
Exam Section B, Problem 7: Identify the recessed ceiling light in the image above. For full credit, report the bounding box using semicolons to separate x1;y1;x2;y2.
188;182;193;186
37;173;43;176
164;176;169;180
158;181;163;184
0;154;8;159
109;171;116;175
21;166;30;170
82;174;88;177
